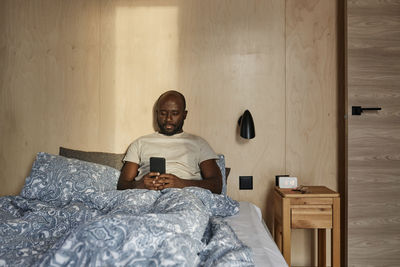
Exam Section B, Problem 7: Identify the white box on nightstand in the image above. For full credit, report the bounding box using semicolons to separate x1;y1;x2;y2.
278;177;297;188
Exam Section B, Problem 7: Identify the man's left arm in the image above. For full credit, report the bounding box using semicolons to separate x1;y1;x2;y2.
155;159;222;194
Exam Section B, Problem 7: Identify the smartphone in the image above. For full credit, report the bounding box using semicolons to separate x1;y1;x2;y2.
149;157;166;175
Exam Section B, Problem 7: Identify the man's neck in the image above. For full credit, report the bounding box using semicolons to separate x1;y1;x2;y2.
157;131;184;137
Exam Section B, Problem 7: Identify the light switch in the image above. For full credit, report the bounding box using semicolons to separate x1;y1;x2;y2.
239;176;253;190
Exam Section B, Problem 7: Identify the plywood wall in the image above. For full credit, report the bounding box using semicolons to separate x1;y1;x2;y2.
0;1;339;266
286;1;339;264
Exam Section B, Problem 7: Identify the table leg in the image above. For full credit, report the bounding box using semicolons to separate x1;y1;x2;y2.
282;198;291;266
275;222;282;251
332;197;340;267
318;229;326;267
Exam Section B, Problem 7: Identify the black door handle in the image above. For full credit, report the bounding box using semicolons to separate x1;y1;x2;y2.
352;106;382;115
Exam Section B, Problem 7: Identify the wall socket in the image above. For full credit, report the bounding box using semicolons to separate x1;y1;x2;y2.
239;176;253;190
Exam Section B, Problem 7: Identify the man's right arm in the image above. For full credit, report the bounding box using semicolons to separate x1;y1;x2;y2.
117;162;144;190
117;162;163;190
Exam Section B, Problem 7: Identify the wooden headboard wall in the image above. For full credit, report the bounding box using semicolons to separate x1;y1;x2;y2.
0;1;341;265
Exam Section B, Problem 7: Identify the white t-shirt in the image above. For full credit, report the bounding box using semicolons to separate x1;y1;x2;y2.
124;132;218;181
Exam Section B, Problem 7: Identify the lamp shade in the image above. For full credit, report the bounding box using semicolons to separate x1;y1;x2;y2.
239;110;255;139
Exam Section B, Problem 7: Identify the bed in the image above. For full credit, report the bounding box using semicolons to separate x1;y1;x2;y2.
0;149;287;267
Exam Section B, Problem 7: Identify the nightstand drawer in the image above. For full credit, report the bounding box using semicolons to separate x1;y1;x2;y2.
291;197;333;205
291;205;332;229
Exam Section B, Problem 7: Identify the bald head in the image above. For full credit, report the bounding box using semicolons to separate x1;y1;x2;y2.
157;90;186;111
156;90;187;136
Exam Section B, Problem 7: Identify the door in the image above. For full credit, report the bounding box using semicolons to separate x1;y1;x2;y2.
347;1;400;266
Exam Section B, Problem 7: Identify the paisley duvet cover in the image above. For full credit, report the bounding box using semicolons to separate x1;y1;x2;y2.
0;153;253;266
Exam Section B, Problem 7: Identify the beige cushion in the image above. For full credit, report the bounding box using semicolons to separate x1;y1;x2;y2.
59;147;124;171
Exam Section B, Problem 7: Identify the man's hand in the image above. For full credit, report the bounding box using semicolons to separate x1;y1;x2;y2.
154;173;187;190
142;172;164;190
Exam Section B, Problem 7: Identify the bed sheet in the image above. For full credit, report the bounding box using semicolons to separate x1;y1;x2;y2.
224;202;288;267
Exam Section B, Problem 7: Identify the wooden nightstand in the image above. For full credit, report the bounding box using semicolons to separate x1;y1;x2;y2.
273;186;340;267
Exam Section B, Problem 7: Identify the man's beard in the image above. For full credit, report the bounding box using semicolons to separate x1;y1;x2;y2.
157;120;184;136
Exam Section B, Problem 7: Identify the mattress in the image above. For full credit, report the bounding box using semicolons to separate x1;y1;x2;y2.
224;201;288;267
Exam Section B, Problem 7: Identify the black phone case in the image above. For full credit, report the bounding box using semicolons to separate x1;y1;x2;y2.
150;157;166;174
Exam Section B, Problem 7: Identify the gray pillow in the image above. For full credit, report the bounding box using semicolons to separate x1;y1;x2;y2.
21;152;120;205
216;154;230;195
59;147;124;171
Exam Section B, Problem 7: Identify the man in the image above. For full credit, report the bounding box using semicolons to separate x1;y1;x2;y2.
117;90;222;194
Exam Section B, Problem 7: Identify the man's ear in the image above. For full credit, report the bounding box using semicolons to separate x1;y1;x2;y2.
183;110;188;119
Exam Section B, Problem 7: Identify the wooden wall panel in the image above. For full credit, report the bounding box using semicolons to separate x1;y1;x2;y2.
0;0;102;195
286;0;339;265
286;0;338;194
99;0;182;151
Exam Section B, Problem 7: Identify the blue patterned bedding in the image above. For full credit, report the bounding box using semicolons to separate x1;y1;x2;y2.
0;153;254;266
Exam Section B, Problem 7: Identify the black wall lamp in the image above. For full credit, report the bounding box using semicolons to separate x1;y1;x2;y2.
238;110;255;139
